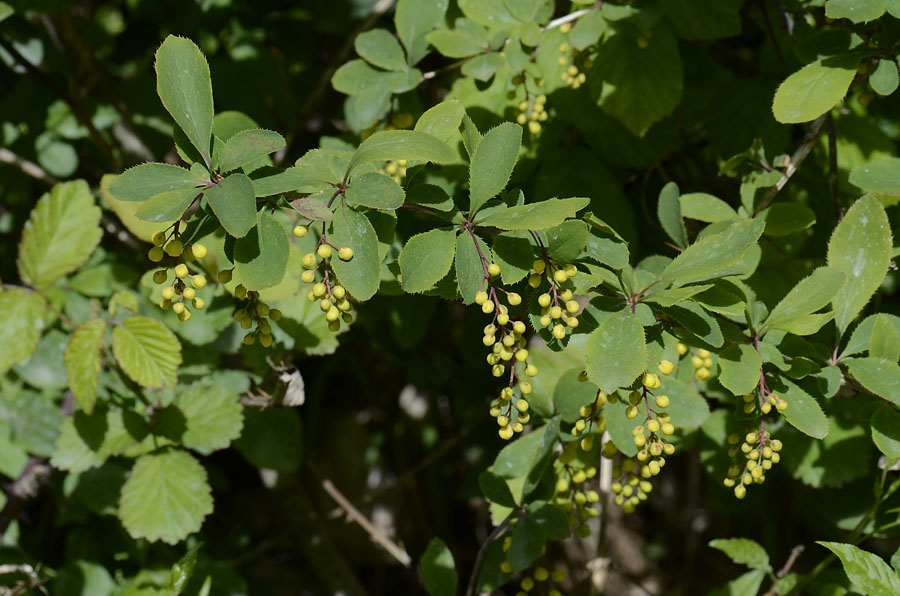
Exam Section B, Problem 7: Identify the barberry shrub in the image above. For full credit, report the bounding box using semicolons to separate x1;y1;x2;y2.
2;0;900;594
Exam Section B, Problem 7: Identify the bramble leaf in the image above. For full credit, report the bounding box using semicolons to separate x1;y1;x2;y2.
112;316;181;389
0;288;47;375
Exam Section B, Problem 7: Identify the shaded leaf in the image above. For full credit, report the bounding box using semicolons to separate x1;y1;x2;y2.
64;320;106;414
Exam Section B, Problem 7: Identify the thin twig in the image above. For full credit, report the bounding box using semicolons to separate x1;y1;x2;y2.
310;465;412;567
762;545;805;596
753;114;827;216
465;510;516;596
0;148;58;186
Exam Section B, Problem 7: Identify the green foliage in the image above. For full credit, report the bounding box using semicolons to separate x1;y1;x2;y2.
818;542;900;596
420;538;458;596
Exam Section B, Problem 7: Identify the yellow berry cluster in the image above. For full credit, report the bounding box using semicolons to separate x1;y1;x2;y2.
148;229;209;322
515;95;548;135
603;361;677;513
569;384;608;451
723;430;783;499
556;32;590;90
679;343;713;380
528;259;580;341
378;159;407;185
740;389;788;416
297;226;355;333
498;543;567;596
231;284;281;347
555;442;600;537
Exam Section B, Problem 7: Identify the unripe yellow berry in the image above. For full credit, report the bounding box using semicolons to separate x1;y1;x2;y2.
191;243;207;259
481;300;495;314
172;302;185;315
528;120;541;134
191;275;207;289
302;253;317;268
625;405;638;419
313;283;327;297
525;364;538;377
559;22;571;34
183;287;196;300
192;297;205;309
236;285;248;299
697;348;711;358
256;302;270;317
647;419;660;433
151;231;166;246
174;264;189;279
165;239;183;257
553;269;568;283
566;300;580;314
293;225;308;238
696;367;710;380
338;246;354;261
516;113;528;125
661;423;675;435
178;308;192;322
515;349;529;362
658;360;674;375
148;246;165;262
677;343;688;355
538;293;551;308
162;286;177;301
326;306;340;322
519;381;532;394
300;270;316;283
317;244;332;259
488;263;500;277
153;270;167;284
475;290;489;305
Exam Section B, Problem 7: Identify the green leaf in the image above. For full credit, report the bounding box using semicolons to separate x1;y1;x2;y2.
51;406;153;473
870;314;900;361
849;157;900;195
218;128;286;173
553;368;599;423
112;316;182;389
871;404;900;460
64;320;106;415
420;538;457;596
709;569;767;596
234;408;303;472
585;311;647;394
844;313;900;357
157;383;243;455
478;198;590;231
524;416;560;496
461;53;504;81
709;538;771;570
825;0;887;23
345;172;405;210
426;27;486;58
135;188;200;222
870;58;899;95
827;196;893;334
468;122;522;215
479;470;517;507
589;23;683;136
657;182;687;248
492;425;544;478
458;0;520;28
399;228;458;293
290;197;333;221
509;514;546;573
355;29;407;71
772;56;859;123
545;220;588;263
680;193;738;223
662;377;711;429
155;36;214;165
234;212;289;291
455;232;489;304
717;344;761;396
570;11;607;50
492;231;533;285
169;543;202;596
460;114;482;158
0;288;47;375
414;99;466;150
662;300;724;348
847;357;900;407
205;173;257;238
395;0;448;65
759;203;817;236
349;130;455;175
329;206;380;300
817;541;900;596
17;180;103;291
527;501;570;540
660;219;765;286
777;378;829;439
119;449;213;544
764;267;845;334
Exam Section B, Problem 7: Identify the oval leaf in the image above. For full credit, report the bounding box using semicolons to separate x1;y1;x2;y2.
329;206;380;300
0;288;48;375
234;212;290;291
345;171;405;210
205;173;257;238
469;122;522;215
717;344;761;396
478;198;590;231
64;320;106;414
586;311;647;394
773;57;858;123
764;267;845;334
399;228;458;293
660;219;765;286
218;128;286;173
112;316;182;389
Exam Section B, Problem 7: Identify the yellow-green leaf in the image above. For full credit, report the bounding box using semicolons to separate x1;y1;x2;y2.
0;288;48;374
64;320;106;414
112;316;181;388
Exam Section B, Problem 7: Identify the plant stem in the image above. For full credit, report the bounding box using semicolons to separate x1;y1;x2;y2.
465;510;516;596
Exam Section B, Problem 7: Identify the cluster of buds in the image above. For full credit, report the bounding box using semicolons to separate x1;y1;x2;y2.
499;540;567;595
296;225;355;332
680;343;713;380
379;159;407;185
515;95;549;135
232;284;281;347
724;430;783;499
570;381;609;451
556;25;590;90
147;228;209;322
555;441;600;537
529;259;580;341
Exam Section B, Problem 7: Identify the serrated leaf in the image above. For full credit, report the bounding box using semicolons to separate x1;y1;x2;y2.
709;538;771;570
399;228;458;293
345;172;405;210
469;122;522;215
51;406;154;473
155;36;214;165
290;197;333;221
478;198;590;230
772;56;859;123
849;157;900;195
657;182;687;248
395;0;448;65
776;377;829;439
524;416;560;496
112;316;181;389
870;58;899;95
760;203;817;236
847;357;900;407
827;196;893;334
218;128;285;173
415;99;466;152
764;267;845;334
119;449;213;544
17;180;103;291
169;543;202;596
460;114;482;158
492;230;533;285
818;541;900;596
871;404;900;460
0;288;47;380
662;300;724;347
589;22;682;136
844;313;900;357
348;130;455;175
493;426;544;478
455;232;489;303
234;212;289;291
545;220;588;263
135;188;200;222
355;29;407;71
870;314;900;361
825;0;886;23
157;383;243;455
586;311;646;394
479;470;517;507
710;569;767;596
329;206;380;300
205;173;257;238
717;344;761;396
64;320;106;414
108;163;199;203
420;538;457;596
660;219;765;286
